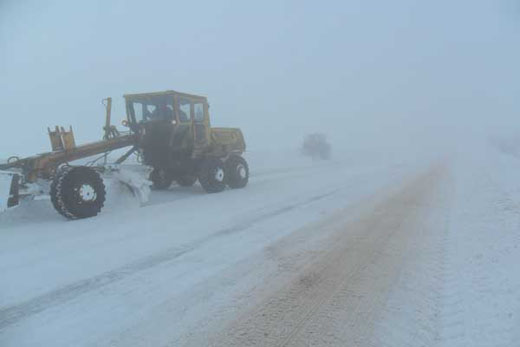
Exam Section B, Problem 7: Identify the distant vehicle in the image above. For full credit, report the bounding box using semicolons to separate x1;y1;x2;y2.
0;90;249;219
302;133;331;160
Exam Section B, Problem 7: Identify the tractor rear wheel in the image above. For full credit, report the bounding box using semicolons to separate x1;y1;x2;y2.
50;166;106;219
198;158;226;193
176;174;197;187
225;155;249;189
149;168;174;190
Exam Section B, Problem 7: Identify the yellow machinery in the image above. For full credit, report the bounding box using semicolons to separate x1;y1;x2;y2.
0;91;248;220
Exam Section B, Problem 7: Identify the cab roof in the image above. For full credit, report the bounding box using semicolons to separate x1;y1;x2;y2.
123;90;207;102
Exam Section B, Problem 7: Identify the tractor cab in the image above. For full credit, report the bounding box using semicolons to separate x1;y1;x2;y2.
124;91;211;168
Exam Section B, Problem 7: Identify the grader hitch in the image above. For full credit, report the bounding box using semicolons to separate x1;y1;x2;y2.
0;98;140;219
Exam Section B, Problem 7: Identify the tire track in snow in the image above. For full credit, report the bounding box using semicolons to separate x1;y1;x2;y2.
211;165;447;347
371;185;451;347
0;189;338;330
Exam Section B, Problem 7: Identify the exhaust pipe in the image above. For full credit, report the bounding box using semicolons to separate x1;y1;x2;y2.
0;172;19;212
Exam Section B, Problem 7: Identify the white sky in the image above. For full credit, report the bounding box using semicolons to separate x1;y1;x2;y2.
1;0;519;155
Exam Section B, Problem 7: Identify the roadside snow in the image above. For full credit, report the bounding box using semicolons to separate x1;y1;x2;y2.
372;143;520;347
436;146;520;346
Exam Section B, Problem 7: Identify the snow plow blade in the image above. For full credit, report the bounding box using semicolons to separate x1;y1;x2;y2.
114;168;152;205
0;171;20;212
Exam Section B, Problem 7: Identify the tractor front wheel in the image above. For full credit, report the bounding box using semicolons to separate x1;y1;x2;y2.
198;158;226;193
149;168;174;190
225;155;249;189
50;166;106;219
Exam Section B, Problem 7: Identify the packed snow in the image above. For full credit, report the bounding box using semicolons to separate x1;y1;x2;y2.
0;145;519;346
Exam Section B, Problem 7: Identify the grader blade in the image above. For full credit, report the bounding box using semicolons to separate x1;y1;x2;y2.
111;166;153;204
0;171;19;212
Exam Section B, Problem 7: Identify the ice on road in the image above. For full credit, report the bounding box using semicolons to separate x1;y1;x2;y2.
1;148;519;347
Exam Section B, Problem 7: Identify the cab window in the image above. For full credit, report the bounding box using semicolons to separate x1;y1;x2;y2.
194;103;204;122
178;98;191;122
128;95;174;122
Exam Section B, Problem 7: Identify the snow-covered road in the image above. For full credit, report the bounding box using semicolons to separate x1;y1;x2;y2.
1;147;519;347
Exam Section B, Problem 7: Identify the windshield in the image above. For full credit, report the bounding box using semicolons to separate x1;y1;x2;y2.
127;95;174;123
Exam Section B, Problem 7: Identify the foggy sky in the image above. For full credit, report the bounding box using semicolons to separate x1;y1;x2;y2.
1;0;519;156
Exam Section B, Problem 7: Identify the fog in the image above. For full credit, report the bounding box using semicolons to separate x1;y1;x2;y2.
1;0;519;156
4;3;520;345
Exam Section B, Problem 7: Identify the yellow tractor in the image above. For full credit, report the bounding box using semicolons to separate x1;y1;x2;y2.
0;90;248;219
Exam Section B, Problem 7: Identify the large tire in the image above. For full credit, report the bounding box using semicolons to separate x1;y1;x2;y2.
50;166;106;219
225;155;249;189
176;174;197;187
149;168;174;190
198;158;226;193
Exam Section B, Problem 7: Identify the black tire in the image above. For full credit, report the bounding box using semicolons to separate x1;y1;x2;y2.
50;166;106;219
198;158;226;193
225;155;249;189
176;174;197;187
149;168;174;190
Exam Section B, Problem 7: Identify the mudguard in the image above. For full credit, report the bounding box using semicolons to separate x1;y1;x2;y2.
210;128;246;154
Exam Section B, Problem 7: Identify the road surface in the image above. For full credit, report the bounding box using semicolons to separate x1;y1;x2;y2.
1;149;519;347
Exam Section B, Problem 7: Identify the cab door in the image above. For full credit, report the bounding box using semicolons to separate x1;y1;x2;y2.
192;101;210;150
172;96;193;150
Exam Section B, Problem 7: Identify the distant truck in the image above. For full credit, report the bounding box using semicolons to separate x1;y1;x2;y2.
302;133;331;160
